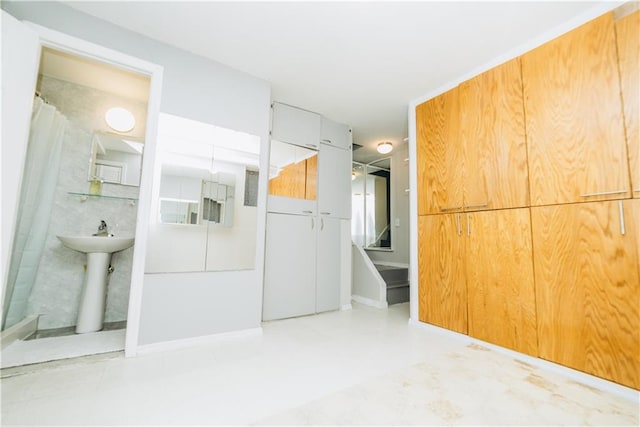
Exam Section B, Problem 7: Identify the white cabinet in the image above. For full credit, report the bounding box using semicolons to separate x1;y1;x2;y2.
318;142;352;219
263;213;317;321
271;102;321;149
321;117;352;150
316;217;343;312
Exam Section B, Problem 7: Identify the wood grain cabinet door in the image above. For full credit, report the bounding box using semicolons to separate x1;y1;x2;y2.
459;58;530;211
466;209;538;356
416;88;464;215
418;214;467;333
522;13;630;206
531;200;640;389
616;10;639;198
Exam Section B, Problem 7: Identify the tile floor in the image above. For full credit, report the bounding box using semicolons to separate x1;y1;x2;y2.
1;303;638;425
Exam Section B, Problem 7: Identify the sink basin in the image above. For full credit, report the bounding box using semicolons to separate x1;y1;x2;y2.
57;235;134;254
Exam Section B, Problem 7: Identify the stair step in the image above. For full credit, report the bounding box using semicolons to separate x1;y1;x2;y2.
387;281;409;290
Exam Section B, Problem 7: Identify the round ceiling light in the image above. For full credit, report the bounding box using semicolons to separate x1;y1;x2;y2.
105;107;136;133
377;141;393;154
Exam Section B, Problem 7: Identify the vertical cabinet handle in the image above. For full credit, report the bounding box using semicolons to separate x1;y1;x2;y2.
311;218;315;230
467;214;471;236
619;201;626;236
321;218;324;231
456;213;461;236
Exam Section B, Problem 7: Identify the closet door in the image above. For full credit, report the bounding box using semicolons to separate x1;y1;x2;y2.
263;213;317;321
459;58;529;211
318;143;351;219
522;13;630;206
316;216;342;313
416;88;463;215
531;200;640;389
616;10;639;197
466;209;537;356
418;214;467;333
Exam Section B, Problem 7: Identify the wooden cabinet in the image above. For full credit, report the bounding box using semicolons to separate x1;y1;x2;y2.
616;10;639;197
416;87;463;215
522;13;630;206
318;142;352;219
271;102;321;149
531;200;640;389
320;117;352;150
459;58;529;211
418;214;467;333
466;209;537;356
419;209;538;354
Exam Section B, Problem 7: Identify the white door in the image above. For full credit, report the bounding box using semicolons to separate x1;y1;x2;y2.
320;117;352;150
316;216;342;313
263;212;317;320
271;102;321;149
1;12;41;308
318;143;352;219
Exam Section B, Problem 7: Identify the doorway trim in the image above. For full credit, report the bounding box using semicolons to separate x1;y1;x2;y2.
25;21;164;357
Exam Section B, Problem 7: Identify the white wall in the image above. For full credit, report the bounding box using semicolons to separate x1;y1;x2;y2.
2;1;271;346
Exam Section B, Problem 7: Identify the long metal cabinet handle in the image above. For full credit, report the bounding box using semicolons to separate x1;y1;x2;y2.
456;214;461;236
467;214;471;236
464;203;488;209
321;139;332;144
311;218;315;230
302;210;313;214
440;206;463;212
580;190;627;197
321;218;324;231
619;201;626;236
320;211;331;215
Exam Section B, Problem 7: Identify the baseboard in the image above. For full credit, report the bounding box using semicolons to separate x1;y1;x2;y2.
408;319;639;402
352;295;388;309
135;326;263;356
1;315;38;350
340;304;353;311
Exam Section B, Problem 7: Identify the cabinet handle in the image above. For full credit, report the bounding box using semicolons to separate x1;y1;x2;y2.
320;211;331;215
321;218;324;231
580;190;627;197
302;210;313;214
464;203;488;210
619;201;626;236
456;213;461;236
467;214;471;236
311;218;315;230
305;143;317;148
321;139;332;144
440;206;463;212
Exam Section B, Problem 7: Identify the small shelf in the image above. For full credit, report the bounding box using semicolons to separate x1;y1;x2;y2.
68;192;138;202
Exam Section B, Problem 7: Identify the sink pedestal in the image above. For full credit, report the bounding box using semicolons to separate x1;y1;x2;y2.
76;252;111;334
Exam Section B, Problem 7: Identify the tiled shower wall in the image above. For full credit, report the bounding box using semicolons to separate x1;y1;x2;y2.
22;76;147;329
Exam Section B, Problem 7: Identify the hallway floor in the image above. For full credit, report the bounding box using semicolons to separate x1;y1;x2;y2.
1;303;638;425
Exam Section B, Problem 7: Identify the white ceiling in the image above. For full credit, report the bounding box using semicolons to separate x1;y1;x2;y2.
64;1;612;163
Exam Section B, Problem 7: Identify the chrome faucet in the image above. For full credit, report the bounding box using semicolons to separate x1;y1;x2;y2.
94;220;110;237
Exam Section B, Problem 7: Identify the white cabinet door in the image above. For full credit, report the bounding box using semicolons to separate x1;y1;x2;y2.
1;12;41;287
320;117;352;150
271;102;321;149
263;213;317;320
316;217;342;313
318;143;352;219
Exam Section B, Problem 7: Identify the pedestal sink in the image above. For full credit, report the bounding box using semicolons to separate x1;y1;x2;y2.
57;235;134;334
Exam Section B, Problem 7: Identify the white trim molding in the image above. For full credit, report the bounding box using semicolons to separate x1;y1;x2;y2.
351;295;388;309
136;327;263;355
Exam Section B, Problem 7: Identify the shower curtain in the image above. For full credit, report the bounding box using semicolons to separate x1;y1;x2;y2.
3;97;66;329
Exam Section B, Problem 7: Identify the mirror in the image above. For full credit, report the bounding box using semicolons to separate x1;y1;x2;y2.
89;131;144;186
351;158;391;250
268;140;317;200
145;113;261;273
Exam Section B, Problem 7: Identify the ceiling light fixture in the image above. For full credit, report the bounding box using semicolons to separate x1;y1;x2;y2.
105;107;136;133
377;141;393;154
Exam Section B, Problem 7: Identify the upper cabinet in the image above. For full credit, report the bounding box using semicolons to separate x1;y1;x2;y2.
616;10;639;198
459;58;530;211
416;87;463;215
320;117;352;150
271;102;321;150
522;13;630;206
318;142;351;219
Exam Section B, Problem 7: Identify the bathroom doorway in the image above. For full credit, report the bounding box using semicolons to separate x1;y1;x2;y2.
1;20;162;367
